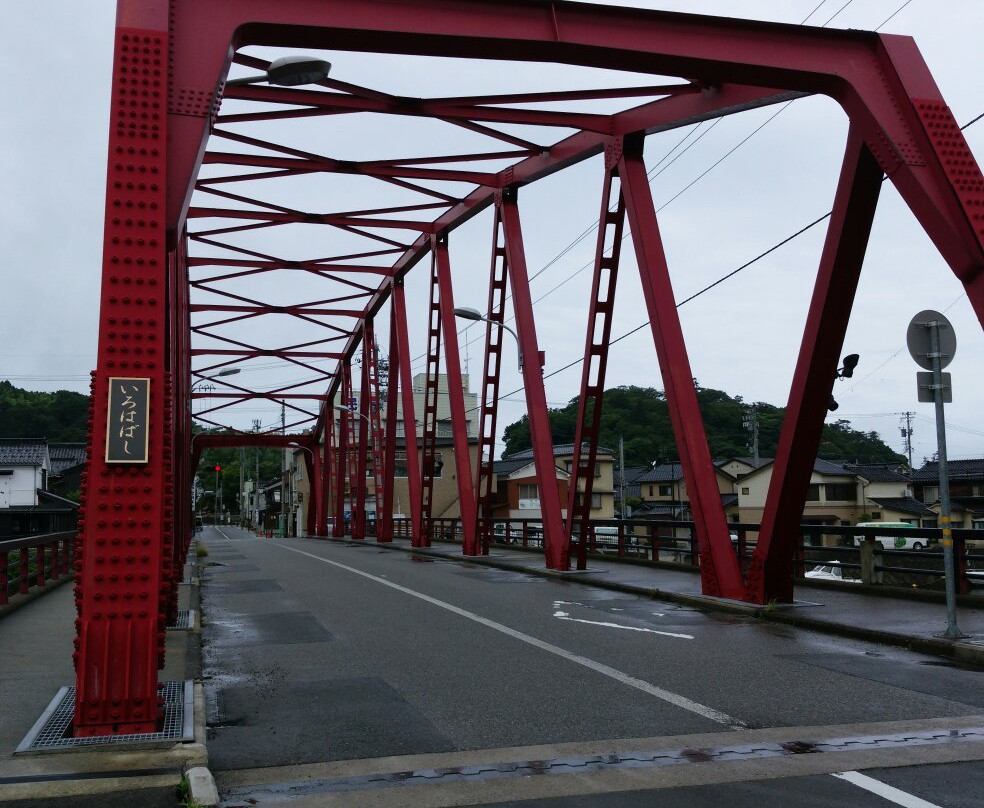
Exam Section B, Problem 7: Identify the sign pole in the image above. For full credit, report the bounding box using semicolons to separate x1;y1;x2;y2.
907;310;964;640
928;319;963;639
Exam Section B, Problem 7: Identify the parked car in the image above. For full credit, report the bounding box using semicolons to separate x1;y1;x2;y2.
804;560;859;583
853;521;928;550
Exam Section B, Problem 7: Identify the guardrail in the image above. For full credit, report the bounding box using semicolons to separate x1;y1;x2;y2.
395;517;983;594
0;532;76;606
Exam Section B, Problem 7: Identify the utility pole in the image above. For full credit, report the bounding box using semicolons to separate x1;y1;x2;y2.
899;411;915;470
280;403;287;537
239;446;245;528
253;418;262;529
619;436;627;519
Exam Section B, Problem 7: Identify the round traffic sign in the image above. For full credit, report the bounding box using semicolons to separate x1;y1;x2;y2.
906;310;956;370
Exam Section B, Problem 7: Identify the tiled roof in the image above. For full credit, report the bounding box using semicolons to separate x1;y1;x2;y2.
48;443;87;475
951;497;984;516
912;459;984;482
503;442;614;462
0;439;48;467
634;462;684;483
715;456;773;469
492;458;530;476
812;458;854;477
614;466;648;485
867;496;934;517
845;463;908;483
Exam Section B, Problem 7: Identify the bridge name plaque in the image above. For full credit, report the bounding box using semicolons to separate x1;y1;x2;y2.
105;377;151;463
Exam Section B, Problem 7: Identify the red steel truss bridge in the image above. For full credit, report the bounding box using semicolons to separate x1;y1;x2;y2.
72;0;984;737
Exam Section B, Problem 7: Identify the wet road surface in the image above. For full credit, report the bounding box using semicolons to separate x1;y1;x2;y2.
198;528;984;807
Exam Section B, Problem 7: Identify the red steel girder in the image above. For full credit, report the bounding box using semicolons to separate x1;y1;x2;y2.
473;209;509;554
350;347;373;540
618;136;744;600
565;155;627;571
433;237;479;556
498;190;569;571
392;280;424;546
377;312;401;543
361;322;388;540
746;129;884;604
417;252;443;539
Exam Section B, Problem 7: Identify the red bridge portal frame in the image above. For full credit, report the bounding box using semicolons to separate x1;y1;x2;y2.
74;0;984;736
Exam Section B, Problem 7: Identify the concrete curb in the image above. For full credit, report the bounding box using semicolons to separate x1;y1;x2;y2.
186;766;219;807
324;536;984;667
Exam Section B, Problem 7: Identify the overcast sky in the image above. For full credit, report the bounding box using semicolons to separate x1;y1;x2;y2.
3;0;983;467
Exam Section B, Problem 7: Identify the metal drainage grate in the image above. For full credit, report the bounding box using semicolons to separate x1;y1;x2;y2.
16;680;194;753
169;609;196;630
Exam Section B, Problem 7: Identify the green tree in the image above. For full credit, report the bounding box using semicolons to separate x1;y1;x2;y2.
501;385;904;465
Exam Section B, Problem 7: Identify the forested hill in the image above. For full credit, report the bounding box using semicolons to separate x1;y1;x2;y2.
0;381;89;442
501;385;906;466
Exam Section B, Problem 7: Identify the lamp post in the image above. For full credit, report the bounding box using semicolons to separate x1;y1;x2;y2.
226;56;332;87
453;307;523;370
190;368;241;414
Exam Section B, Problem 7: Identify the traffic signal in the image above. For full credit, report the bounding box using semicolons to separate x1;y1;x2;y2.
214;464;221;472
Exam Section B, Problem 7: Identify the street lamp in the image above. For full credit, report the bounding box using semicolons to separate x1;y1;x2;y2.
190;368;241;414
333;404;370;422
453;307;523;370
191;367;240;391
226;56;332;87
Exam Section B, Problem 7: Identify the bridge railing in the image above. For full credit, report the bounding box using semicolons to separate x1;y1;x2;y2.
410;517;983;594
0;532;76;606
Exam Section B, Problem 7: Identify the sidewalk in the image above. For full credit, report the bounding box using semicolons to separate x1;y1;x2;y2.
0;556;206;807
319;534;984;666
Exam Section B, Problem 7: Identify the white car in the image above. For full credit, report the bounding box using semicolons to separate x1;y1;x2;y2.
804;560;859;583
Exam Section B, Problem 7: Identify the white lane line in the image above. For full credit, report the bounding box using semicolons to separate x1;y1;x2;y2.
555;614;693;639
277;543;745;730
831;771;943;807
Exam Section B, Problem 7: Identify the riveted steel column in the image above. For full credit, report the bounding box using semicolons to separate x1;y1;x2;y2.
747;129;883;604
74;16;171;736
618;137;743;599
393;280;424;546
499;190;569;571
433;237;479;555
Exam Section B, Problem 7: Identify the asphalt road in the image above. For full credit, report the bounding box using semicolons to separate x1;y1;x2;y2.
198;527;984;807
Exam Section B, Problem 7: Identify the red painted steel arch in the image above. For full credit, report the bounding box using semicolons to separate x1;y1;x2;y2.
74;0;983;735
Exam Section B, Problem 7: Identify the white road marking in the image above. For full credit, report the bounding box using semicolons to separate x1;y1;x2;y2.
832;771;943;807
555;613;694;639
552;601;692;638
278;544;745;729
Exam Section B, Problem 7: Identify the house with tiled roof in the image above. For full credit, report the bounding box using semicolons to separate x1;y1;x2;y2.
735;457;930;544
911;458;984;530
629;462;737;522
0;438;51;508
911;459;984;501
47;442;87;499
491;442;614;519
